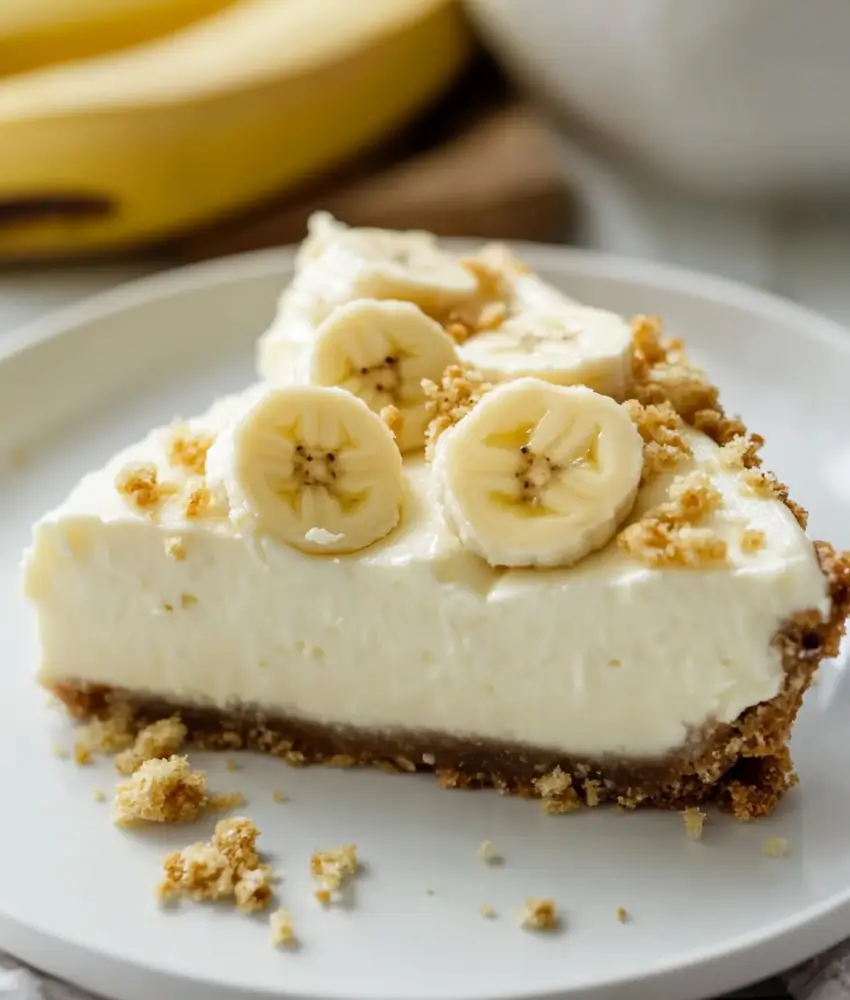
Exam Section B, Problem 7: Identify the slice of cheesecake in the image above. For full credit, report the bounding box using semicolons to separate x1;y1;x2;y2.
24;356;848;818
23;217;850;819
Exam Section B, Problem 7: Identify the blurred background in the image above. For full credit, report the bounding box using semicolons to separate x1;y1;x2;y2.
0;3;847;997
0;0;849;329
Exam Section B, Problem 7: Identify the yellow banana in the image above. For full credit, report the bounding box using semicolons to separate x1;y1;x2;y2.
0;0;472;260
0;0;238;77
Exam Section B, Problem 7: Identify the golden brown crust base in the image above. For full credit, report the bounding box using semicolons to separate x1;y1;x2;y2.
44;316;850;820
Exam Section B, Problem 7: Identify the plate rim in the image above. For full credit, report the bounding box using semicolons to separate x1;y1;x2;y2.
2;239;849;369
2;242;849;1000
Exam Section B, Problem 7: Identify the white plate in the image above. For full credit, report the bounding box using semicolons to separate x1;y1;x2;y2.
1;246;849;1000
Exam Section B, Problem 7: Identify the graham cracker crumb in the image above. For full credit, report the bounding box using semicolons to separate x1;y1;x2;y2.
743;468;780;500
185;486;217;520
741;528;767;554
583;779;602;807
534;767;581;814
479;904;497;919
683;806;706;841
630;315;719;423
167;430;214;477
272;790;286;804
115;463;177;514
209;791;246;811
158;816;272;912
164;536;187;561
477;840;501;865
226;756;240;772
628;312;810;535
310;844;358;901
115;716;187;775
380;404;404;439
73;742;92;765
326;753;358;768
762;836;789;858
441;257;511;344
616;906;629;923
623;399;691;480
113;755;207;825
618;471;727;568
235;867;274;912
52;745;69;760
93;788;106;803
180;593;198;609
423;364;492;458
444;300;508;345
271;908;296;947
719;436;762;470
518;898;559;932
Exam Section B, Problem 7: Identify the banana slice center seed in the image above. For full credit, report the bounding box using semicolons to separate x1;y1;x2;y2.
517;446;558;496
357;355;402;399
292;444;338;489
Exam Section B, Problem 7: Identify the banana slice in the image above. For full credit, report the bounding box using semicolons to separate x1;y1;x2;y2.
294;212;479;319
433;378;643;568
206;384;404;555
305;299;459;452
457;301;633;400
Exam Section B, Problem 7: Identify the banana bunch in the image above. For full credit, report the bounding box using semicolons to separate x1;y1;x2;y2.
0;0;471;259
0;0;237;77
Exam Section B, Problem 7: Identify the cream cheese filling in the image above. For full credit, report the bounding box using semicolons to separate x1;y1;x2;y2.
23;391;829;759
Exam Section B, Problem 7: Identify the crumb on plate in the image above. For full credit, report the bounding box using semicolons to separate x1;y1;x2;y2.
158;816;272;911
477;840;501;865
534;767;581;814
310;844;359;903
518;898;559;932
682;806;706;841
115;715;186;775
113;754;207;826
762;836;789;859
271;908;296;947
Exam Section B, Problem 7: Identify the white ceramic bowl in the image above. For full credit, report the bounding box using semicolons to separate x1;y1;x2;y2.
465;0;850;199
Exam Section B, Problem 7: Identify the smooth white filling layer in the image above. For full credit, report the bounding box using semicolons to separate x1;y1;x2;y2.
23;392;829;758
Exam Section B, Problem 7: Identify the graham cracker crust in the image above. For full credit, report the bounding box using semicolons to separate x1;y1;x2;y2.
42;317;850;820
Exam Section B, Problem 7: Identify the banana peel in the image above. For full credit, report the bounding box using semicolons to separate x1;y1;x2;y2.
0;0;473;261
0;0;239;77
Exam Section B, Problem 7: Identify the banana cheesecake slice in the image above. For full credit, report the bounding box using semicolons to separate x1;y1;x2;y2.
24;218;850;818
24;364;849;819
